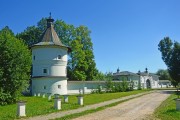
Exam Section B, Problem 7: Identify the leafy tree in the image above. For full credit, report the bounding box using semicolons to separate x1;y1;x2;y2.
156;69;171;80
69;39;87;80
16;26;42;46
158;37;180;85
0;27;31;105
68;26;98;80
54;20;75;46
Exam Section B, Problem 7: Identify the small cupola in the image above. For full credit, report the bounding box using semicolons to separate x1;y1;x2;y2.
145;68;148;73
117;67;120;73
138;70;141;75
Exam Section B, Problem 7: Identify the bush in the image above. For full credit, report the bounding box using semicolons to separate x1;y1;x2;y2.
91;85;103;94
105;80;130;93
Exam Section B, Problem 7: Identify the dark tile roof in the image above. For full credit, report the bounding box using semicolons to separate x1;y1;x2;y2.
113;71;139;76
32;17;71;52
37;25;63;46
149;73;159;77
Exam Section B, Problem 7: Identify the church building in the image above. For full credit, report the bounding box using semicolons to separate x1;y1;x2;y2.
113;68;159;89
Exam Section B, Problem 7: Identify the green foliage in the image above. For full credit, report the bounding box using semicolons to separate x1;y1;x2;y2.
17;18;98;81
158;37;180;85
154;93;180;120
156;69;171;80
121;80;129;92
105;79;113;92
91;85;103;94
93;71;105;80
16;26;42;46
0;27;31;105
105;80;129;93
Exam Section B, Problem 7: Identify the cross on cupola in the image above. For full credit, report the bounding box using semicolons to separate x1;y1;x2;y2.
47;12;54;28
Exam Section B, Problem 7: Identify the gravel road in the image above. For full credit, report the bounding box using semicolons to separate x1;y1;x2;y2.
73;91;171;120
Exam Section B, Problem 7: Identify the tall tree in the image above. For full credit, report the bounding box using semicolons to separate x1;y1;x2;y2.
0;27;31;105
70;26;98;80
158;37;180;85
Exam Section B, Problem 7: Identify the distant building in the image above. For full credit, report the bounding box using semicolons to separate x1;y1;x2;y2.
113;68;159;89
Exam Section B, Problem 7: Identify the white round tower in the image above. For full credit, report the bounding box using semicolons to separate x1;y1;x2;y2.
31;16;70;95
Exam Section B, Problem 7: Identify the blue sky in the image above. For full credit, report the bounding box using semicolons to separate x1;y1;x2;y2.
1;0;180;74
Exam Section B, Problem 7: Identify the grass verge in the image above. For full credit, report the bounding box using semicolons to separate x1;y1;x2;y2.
0;89;151;120
154;93;180;120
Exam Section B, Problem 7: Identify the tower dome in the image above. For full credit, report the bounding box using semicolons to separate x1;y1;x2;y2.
31;15;70;95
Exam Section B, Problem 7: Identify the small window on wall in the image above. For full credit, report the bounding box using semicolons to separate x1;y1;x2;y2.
43;69;47;74
58;55;62;59
33;55;35;60
44;86;46;89
58;85;61;89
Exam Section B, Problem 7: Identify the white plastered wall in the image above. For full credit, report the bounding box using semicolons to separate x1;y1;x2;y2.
32;77;67;95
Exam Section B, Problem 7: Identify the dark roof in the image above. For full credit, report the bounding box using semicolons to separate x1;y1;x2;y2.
138;72;149;76
32;16;71;52
113;71;139;76
149;73;159;77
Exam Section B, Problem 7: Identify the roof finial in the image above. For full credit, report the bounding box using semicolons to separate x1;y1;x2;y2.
117;67;120;73
47;13;54;28
49;12;52;19
145;67;148;73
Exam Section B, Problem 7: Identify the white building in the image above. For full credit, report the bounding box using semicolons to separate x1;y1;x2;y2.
31;16;70;95
113;68;159;89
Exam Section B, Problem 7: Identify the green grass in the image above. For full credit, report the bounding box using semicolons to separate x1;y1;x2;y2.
0;89;151;120
0;96;80;120
154;93;180;120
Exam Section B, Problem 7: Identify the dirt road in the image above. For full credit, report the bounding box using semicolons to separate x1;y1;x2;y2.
73;91;171;120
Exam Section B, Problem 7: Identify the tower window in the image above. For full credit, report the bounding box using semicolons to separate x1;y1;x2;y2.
43;69;47;74
33;55;35;60
58;85;61;89
44;86;46;89
58;55;62;59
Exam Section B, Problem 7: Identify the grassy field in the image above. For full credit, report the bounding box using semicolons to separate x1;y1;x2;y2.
0;89;151;120
154;93;180;120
